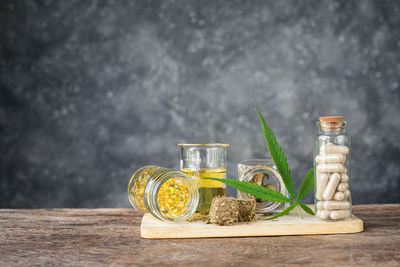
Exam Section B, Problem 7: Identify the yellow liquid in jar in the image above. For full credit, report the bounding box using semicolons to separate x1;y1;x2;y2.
181;168;226;212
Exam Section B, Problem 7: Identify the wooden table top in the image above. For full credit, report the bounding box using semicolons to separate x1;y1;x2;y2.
1;204;399;266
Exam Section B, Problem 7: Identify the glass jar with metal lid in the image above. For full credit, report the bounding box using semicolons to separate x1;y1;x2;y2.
128;165;199;222
238;159;289;213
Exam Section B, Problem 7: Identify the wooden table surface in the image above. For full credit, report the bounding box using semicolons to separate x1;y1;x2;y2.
1;204;399;266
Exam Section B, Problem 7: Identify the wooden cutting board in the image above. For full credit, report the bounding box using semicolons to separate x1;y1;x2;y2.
141;206;363;239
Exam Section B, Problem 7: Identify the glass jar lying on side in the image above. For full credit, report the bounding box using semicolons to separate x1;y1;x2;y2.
238;159;290;214
314;116;352;221
128;165;199;222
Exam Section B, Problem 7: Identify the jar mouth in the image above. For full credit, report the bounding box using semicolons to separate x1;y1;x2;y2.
241;165;286;213
178;143;229;147
238;158;275;166
145;172;199;222
179;144;227;170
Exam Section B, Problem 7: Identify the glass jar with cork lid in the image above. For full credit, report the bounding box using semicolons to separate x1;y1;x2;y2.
314;116;352;221
128;166;199;222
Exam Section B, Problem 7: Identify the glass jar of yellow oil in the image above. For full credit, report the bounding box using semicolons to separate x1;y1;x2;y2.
127;165;199;222
178;144;228;213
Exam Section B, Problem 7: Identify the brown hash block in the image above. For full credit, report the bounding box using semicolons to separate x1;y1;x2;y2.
208;196;240;226
237;198;256;222
208;197;256;225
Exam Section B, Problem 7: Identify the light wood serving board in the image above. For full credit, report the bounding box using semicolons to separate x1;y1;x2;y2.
141;206;363;239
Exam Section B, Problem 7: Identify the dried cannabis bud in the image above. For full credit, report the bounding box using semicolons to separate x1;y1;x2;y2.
251;173;264;186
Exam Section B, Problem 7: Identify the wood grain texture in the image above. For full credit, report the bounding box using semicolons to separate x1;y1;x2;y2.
141;207;363;239
0;205;399;266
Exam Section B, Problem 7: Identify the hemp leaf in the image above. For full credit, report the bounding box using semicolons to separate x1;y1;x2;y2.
256;109;296;200
203;108;315;219
202;178;292;203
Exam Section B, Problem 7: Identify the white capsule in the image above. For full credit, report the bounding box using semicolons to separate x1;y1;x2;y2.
317;164;346;174
323;201;351;210
330;210;351;220
344;190;351;200
335;135;347;145
323;173;341;200
316;173;329;200
318;210;330;220
316;201;324;210
337;183;348;192
333;192;345;201
320;144;349;155
315;154;346;164
341;174;349;182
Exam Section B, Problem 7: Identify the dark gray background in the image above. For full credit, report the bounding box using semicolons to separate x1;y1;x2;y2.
1;0;399;208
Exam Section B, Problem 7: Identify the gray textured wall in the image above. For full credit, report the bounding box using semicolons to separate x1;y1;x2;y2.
1;0;399;208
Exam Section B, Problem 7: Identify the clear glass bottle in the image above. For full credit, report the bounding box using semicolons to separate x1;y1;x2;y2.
127;165;199;222
238;159;290;213
314;116;352;221
178;143;228;213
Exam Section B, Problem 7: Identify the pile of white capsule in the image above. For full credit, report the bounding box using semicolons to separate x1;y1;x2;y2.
315;142;351;220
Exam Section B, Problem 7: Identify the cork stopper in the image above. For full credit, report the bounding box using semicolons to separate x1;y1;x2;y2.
319;116;344;131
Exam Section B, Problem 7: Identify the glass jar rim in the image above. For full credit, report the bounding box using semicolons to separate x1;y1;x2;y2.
144;171;199;222
238;158;275;166
178;143;229;147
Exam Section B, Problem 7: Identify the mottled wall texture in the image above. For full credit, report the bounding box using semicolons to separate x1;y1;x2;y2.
1;0;399;208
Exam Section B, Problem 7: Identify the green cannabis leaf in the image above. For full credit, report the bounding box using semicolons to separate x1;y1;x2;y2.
265;203;297;220
202;178;292;203
297;168;314;202
203;108;315;219
256;109;296;200
298;202;315;216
